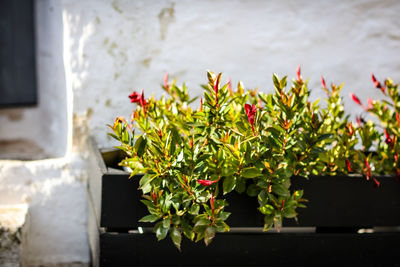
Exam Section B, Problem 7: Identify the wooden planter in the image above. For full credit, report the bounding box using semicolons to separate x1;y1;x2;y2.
87;146;400;266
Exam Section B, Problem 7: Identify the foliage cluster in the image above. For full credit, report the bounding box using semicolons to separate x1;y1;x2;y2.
108;69;399;249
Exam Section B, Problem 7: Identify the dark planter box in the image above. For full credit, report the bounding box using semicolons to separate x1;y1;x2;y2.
87;145;400;266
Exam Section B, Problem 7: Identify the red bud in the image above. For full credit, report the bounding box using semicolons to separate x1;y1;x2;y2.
364;158;372;180
373;177;380;187
164;72;169;88
129;91;141;103
210;193;214;215
371;73;378;83
371;73;381;88
321;76;327;90
214;73;221;106
296;65;302;81
245;103;257;132
371;73;385;93
385;129;390;139
350;93;365;110
385;129;394;146
346;159;352;172
152;189;157;202
197;179;218;186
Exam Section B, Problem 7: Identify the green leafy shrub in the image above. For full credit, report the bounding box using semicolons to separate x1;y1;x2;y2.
108;69;398;250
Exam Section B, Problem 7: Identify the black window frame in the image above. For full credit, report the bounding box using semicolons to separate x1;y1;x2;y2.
0;0;37;108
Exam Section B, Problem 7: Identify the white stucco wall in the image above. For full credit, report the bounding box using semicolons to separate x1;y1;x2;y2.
0;0;400;265
0;156;89;266
0;0;70;159
62;0;400;149
0;0;88;266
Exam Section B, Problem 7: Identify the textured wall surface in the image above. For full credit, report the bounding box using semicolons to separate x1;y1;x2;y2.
0;0;400;265
0;156;90;266
0;1;87;266
62;0;400;149
0;0;69;159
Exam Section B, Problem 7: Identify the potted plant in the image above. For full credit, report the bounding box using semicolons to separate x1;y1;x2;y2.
88;69;400;266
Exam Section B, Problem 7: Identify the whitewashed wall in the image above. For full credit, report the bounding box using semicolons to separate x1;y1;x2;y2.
0;0;70;159
62;0;400;149
0;0;88;266
0;0;400;265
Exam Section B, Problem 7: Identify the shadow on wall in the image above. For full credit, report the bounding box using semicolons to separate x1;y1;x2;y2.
0;0;69;160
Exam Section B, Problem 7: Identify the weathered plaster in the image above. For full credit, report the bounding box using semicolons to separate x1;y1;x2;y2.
0;0;87;265
0;0;69;159
0;139;48;161
61;0;400;150
0;155;89;266
0;204;28;267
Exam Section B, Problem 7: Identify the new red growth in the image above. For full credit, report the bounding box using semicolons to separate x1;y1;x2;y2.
321;76;327;90
350;93;366;110
346;159;352;172
129;89;147;114
197;179;218;186
296;65;302;82
214;73;221;106
371;73;385;93
210;193;214;216
245;103;257;132
164;72;169;89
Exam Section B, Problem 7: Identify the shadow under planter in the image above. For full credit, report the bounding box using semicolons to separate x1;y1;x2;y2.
87;146;400;267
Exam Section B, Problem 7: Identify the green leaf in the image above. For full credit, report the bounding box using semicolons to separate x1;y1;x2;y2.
235;177;246;193
271;184;290;197
155;222;168;241
259;204;274;215
257;190;269;207
195;218;211;227
263;214;275;230
204;226;216;246
107;132;119;141
189;204;200;215
282;208;297;218
181;221;195;240
241;167;262;178
139;214;160;223
273;73;280;90
139;174;157;194
170;227;182;251
317;133;333;143
280;76;287;89
135;136;147;157
223;176;236;194
246;183;259;197
162;217;171;229
218;211;231;221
